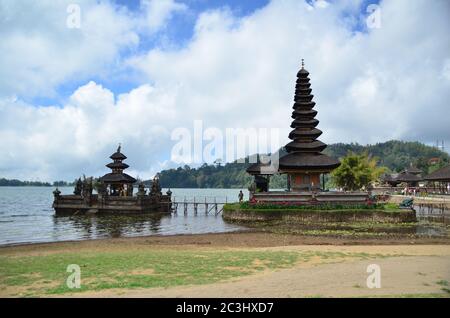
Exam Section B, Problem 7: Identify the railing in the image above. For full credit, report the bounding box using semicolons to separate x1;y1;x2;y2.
170;196;229;215
373;186;450;196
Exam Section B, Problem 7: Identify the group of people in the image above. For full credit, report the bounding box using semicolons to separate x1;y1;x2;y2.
400;185;450;196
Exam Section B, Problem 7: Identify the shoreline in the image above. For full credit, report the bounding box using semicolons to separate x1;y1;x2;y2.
1;230;450;252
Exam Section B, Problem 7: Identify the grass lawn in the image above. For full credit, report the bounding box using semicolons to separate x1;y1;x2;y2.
0;249;299;296
0;247;394;297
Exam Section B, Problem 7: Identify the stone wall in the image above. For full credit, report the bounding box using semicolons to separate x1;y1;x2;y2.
223;207;416;223
53;194;171;214
251;191;369;205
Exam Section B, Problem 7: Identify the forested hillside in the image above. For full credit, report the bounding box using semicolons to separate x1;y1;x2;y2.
324;140;449;173
157;140;449;189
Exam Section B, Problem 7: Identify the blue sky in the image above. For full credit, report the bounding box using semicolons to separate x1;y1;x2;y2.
0;0;448;181
29;0;381;107
30;0;275;106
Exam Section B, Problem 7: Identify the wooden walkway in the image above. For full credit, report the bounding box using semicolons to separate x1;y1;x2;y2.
170;196;229;215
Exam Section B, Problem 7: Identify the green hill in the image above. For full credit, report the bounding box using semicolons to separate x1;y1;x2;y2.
157;140;449;189
324;140;449;173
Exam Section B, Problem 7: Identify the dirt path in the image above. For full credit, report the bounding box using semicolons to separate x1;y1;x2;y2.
71;255;450;298
53;244;449;298
2;232;449;298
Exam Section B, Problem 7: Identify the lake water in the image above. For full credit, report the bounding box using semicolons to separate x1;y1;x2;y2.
0;187;248;246
1;187;448;246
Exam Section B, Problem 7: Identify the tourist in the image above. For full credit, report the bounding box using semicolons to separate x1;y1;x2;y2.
238;190;244;203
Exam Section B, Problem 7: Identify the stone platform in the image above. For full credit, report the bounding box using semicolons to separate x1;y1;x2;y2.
53;194;171;215
250;191;369;205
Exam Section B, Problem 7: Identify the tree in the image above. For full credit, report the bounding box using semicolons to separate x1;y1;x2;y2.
428;160;448;174
331;152;387;191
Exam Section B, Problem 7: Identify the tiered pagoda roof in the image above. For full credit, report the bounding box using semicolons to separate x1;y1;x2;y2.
279;60;340;171
100;145;137;184
405;165;422;175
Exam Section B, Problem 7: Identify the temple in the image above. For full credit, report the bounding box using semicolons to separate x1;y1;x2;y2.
99;145;137;196
53;145;171;214
278;60;340;191
247;60;368;205
381;164;423;188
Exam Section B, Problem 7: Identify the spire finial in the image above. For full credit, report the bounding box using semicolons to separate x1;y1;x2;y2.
117;143;121;153
301;58;304;69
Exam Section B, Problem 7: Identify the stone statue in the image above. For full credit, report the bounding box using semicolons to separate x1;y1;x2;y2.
248;182;256;193
74;178;82;195
137;182;146;196
82;176;93;198
97;181;107;197
53;188;61;200
127;184;133;197
150;176;162;196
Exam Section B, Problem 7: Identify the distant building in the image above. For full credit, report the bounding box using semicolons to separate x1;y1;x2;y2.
381;164;423;187
428;157;441;165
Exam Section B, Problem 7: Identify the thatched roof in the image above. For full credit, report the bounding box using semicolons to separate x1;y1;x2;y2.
109;145;127;160
406;166;422;174
246;155;278;176
279;152;340;171
101;145;135;183
106;162;129;170
381;173;401;185
396;171;422;182
100;173;136;184
246;162;278;175
424;165;450;181
285;140;327;153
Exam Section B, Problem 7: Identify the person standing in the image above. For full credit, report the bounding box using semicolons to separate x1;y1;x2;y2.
238;190;244;203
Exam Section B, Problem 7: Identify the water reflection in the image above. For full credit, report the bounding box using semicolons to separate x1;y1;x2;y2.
415;204;450;226
53;213;168;239
0;187;247;245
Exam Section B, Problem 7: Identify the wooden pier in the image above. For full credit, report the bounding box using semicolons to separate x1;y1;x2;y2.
170;196;229;215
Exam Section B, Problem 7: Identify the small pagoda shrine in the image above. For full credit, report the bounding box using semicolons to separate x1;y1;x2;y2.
382;164;423;188
396;165;423;187
53;145;172;215
278;60;340;190
99;145;136;196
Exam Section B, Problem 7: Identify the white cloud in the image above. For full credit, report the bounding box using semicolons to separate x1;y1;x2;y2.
140;0;187;33
0;0;449;181
0;0;186;98
0;81;178;180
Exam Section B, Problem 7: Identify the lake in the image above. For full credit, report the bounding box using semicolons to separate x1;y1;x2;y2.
1;187;448;246
0;187;248;246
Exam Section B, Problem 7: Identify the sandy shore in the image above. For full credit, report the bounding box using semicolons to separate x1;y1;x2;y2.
2;231;450;255
1;232;449;298
80;255;450;298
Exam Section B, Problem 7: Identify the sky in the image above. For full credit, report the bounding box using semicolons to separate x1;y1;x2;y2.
0;0;449;182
